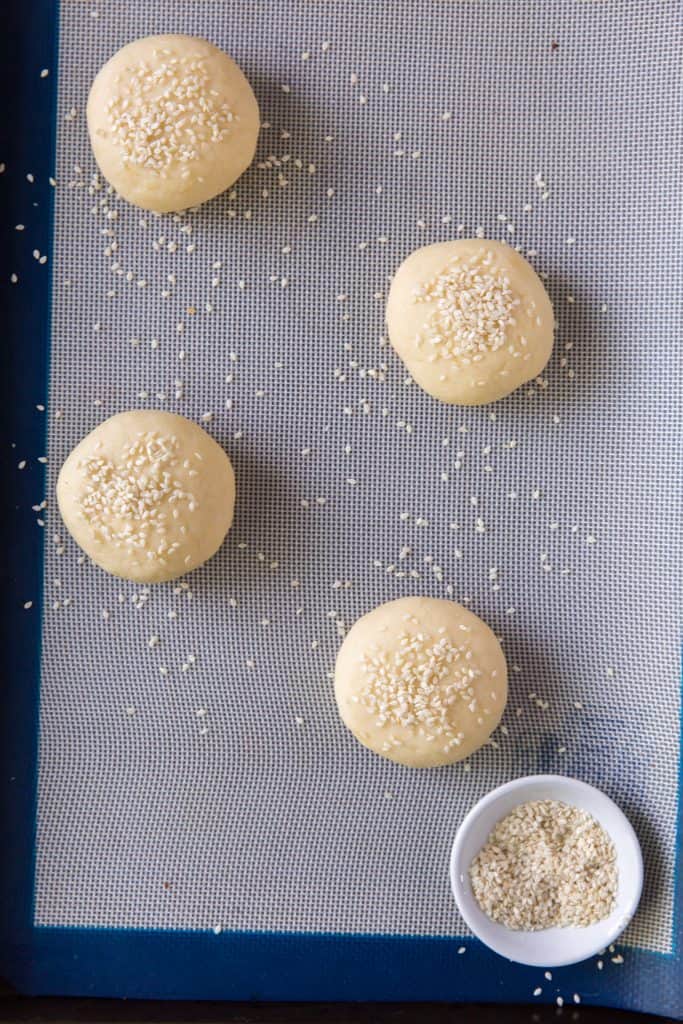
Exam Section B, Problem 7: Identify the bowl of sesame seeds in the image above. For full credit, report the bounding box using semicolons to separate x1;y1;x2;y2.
449;774;643;967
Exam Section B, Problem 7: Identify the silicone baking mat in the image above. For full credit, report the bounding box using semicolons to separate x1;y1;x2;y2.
1;0;681;1016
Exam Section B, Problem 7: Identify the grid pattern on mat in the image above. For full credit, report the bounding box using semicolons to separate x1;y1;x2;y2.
34;0;680;954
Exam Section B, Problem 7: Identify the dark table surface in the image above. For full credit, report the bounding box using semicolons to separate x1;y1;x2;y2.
0;996;675;1024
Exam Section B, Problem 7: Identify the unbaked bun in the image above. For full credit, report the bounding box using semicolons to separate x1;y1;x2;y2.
57;410;236;583
87;34;260;212
334;597;507;768
386;239;553;405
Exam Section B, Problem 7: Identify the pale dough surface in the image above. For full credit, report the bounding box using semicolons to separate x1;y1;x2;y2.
386;239;554;405
335;597;508;768
57;410;236;583
87;34;260;212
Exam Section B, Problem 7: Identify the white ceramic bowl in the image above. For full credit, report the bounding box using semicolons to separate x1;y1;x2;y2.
449;774;643;967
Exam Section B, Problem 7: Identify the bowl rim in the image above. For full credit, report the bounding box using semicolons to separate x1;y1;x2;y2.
449;773;644;967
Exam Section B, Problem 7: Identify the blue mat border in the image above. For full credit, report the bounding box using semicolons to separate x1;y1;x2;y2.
0;1;680;1017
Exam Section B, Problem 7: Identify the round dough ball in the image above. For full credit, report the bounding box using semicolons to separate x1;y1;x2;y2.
334;597;507;768
57;410;236;583
386;239;554;405
87;34;260;212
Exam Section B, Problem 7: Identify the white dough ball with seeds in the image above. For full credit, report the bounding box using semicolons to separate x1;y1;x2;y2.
87;34;260;212
386;239;554;405
334;597;507;768
57;411;236;583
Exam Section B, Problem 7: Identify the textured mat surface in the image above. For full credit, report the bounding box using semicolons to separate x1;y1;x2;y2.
34;0;680;964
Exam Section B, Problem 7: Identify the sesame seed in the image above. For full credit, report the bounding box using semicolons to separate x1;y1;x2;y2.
105;51;237;172
356;627;487;750
413;250;521;361
471;802;617;930
72;430;201;567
